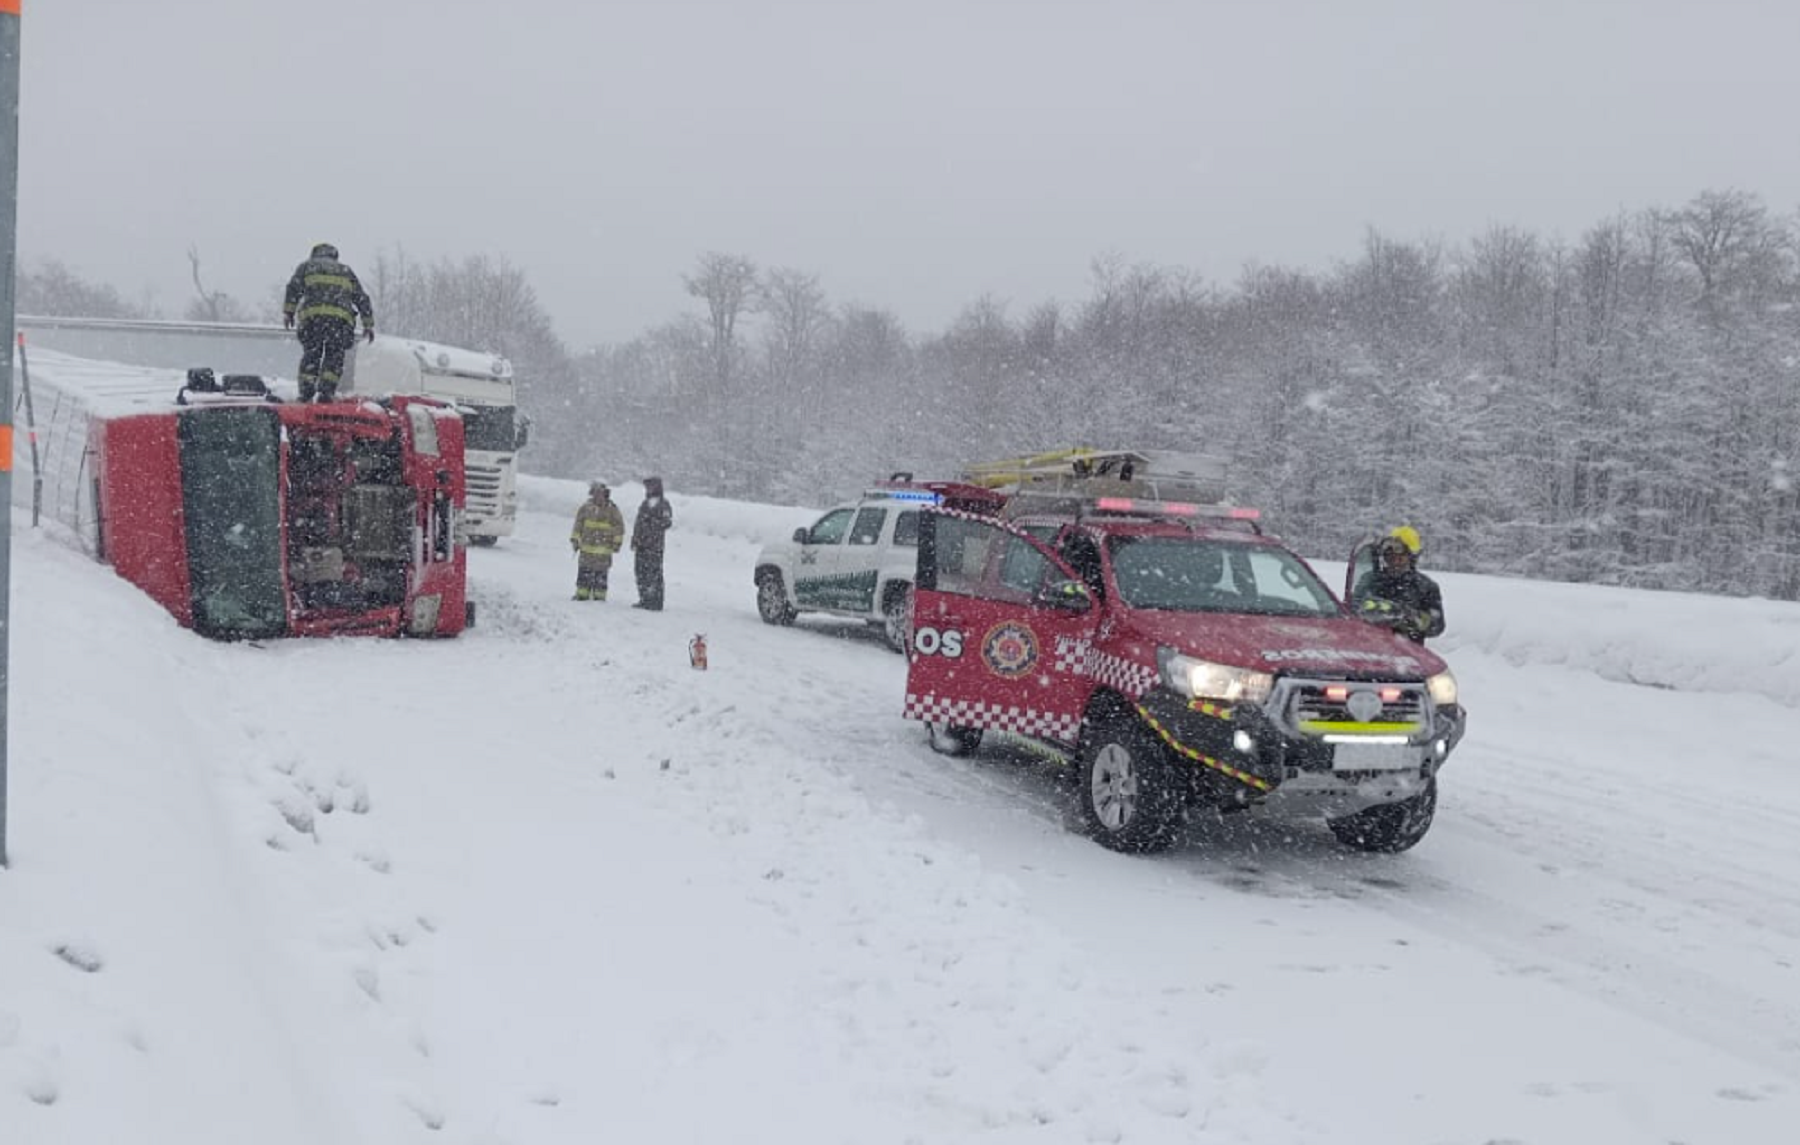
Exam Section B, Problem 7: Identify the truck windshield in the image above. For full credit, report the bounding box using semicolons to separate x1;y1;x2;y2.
458;403;516;453
176;406;288;639
1106;536;1339;618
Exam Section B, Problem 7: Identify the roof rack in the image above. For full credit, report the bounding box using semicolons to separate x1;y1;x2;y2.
864;472;1008;514
964;447;1233;510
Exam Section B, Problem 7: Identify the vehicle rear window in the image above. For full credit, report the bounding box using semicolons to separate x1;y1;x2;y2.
849;507;887;545
1106;536;1338;617
893;510;920;547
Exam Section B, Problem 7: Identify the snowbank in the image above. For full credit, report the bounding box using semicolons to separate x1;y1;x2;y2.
1312;558;1800;709
518;472;816;549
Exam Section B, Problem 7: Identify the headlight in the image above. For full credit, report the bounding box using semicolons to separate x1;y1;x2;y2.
1157;647;1274;703
1426;670;1458;706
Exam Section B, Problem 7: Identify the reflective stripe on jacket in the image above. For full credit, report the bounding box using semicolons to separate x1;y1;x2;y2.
572;500;626;568
283;257;375;328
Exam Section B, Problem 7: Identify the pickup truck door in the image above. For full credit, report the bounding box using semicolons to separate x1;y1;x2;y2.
835;504;891;613
791;506;855;609
1344;537;1377;611
906;510;1098;746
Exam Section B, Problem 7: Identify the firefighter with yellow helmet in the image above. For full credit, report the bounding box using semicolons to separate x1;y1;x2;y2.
282;242;375;402
1350;525;1445;644
570;481;627;601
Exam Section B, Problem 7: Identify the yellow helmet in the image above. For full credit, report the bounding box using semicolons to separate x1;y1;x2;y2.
1387;525;1422;555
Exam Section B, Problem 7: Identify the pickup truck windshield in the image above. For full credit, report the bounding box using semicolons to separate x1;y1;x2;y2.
1106;535;1339;618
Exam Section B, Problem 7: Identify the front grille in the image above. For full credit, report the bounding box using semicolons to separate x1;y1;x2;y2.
465;463;502;515
1274;679;1428;737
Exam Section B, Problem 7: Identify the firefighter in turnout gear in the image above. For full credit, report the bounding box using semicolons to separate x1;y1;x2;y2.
1350;525;1446;644
282;242;375;402
570;482;627;601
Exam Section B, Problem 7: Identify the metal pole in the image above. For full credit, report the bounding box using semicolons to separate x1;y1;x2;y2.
17;332;40;525
1;0;22;867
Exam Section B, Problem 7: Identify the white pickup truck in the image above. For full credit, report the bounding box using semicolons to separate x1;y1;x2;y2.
752;477;1006;652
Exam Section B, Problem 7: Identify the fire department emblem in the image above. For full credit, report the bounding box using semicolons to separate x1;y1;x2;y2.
981;621;1039;678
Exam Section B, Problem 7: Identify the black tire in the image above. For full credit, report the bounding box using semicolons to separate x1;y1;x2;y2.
468;534;499;547
1327;777;1438;853
927;723;983;757
755;570;797;626
1078;717;1181;853
464;601;477;628
880;583;912;653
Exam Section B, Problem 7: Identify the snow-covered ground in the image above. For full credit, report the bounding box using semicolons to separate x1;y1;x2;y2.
4;355;1799;1144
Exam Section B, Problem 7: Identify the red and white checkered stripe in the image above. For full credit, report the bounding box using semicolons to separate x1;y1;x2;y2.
1087;648;1158;698
904;692;1083;742
1053;635;1091;675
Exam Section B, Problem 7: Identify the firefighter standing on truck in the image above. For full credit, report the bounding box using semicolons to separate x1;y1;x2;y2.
1350;525;1446;644
570;482;626;601
282;242;376;403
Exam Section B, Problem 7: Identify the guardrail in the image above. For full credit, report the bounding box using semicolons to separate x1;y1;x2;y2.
17;315;299;379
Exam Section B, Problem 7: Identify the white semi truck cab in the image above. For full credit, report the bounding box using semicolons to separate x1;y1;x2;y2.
345;335;527;545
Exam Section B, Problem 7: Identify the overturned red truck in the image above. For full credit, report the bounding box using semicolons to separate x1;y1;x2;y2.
89;383;471;640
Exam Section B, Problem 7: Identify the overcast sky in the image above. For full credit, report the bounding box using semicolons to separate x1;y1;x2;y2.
17;0;1800;347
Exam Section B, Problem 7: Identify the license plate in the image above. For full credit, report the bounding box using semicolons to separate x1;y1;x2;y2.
1331;742;1421;771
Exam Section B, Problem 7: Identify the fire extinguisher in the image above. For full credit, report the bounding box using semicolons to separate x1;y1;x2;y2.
688;634;708;670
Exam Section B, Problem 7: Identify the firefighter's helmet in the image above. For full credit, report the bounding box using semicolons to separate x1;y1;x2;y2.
589;481;609;498
1378;525;1422;569
310;242;339;260
1387;525;1422;556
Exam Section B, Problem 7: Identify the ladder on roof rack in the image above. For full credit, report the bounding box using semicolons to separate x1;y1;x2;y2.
961;447;1112;489
963;447;1232;507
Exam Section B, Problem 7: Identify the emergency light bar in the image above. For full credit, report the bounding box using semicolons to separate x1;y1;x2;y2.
867;488;942;504
1091;496;1261;522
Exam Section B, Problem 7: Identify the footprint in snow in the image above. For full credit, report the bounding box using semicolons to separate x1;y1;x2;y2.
274;797;316;837
351;965;382;1003
402;1094;445;1131
51;942;104;974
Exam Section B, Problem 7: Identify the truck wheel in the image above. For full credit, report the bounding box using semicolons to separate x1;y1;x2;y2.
468;535;498;547
1327;777;1437;853
755;571;797;626
1079;718;1180;853
927;723;983;757
880;584;912;653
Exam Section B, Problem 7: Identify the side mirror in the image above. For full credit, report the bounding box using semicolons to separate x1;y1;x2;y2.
1034;577;1092;613
514;418;531;450
792;527;810;544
